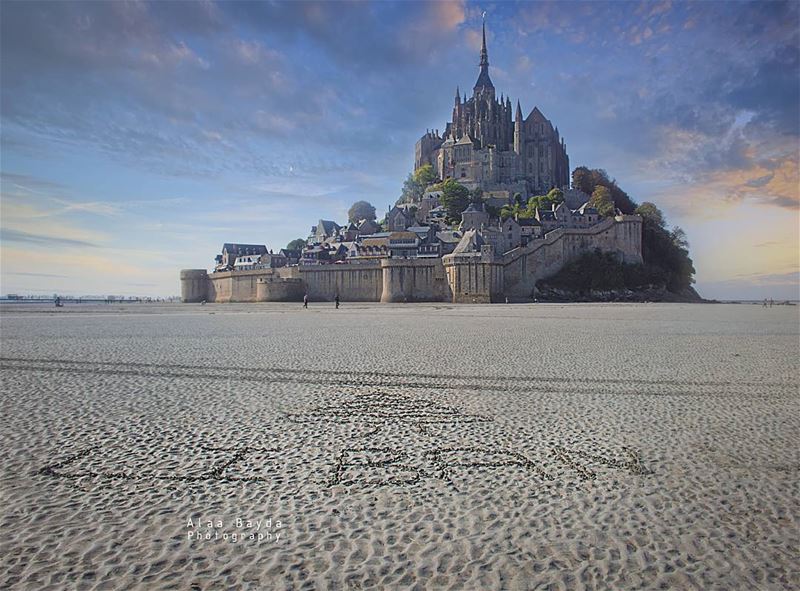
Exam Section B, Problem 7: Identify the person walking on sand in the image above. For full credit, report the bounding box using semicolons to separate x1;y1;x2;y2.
303;293;308;309
334;294;340;309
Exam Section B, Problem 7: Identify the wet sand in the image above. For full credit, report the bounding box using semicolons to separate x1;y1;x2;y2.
1;302;798;589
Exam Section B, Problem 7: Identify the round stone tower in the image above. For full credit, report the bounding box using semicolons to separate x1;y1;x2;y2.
180;269;209;303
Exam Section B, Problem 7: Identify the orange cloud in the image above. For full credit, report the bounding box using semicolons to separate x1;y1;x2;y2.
431;0;466;32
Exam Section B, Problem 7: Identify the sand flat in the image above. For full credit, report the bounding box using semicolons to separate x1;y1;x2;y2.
1;302;798;590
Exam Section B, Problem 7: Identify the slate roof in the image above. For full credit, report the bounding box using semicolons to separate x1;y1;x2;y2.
463;201;485;213
516;217;541;227
436;231;462;244
317;219;341;235
455;134;476;146
222;243;267;256
452;229;485;254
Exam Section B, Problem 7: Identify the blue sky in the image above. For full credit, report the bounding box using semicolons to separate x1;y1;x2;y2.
1;0;798;299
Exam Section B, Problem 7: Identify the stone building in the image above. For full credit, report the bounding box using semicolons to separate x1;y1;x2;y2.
460;202;490;231
414;20;569;198
308;220;341;245
215;243;268;271
386;206;414;231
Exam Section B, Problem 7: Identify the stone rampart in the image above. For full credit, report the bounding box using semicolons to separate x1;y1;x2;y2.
442;257;504;303
180;216;643;304
256;277;305;302
501;215;642;299
380;258;450;303
299;263;383;301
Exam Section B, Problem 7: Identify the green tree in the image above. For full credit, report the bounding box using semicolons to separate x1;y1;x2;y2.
500;202;533;220
414;164;438;188
398;164;438;205
635;202;696;292
471;187;484;204
286;238;306;251
571;167;636;213
590;186;615;217
636;201;666;227
546;188;564;202
526;189;563;213
439;179;471;223
348;200;376;224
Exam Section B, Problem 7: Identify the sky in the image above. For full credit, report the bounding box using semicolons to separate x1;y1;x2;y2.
0;0;798;300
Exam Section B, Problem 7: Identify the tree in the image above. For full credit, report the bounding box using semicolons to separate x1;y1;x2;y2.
348;200;376;224
571;167;637;214
635;202;696;292
526;189;564;213
414;164;438;188
636;202;666;227
286;238;306;251
438;179;471;223
398;164;439;205
670;227;689;250
470;187;484;204
590;186;615;217
500;202;531;220
546;188;564;202
571;166;595;196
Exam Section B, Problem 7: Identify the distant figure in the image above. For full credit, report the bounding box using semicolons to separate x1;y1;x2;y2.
303;294;309;309
54;296;62;308
763;299;768;308
334;294;340;309
201;299;206;306
769;298;774;308
505;296;509;304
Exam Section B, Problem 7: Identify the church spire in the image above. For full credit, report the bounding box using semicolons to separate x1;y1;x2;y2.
480;14;489;69
473;13;494;95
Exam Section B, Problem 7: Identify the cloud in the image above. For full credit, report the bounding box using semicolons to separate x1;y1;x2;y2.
0;228;99;248
6;271;69;279
0;172;66;193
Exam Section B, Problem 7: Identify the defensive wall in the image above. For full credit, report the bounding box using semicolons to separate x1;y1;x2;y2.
180;215;642;304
